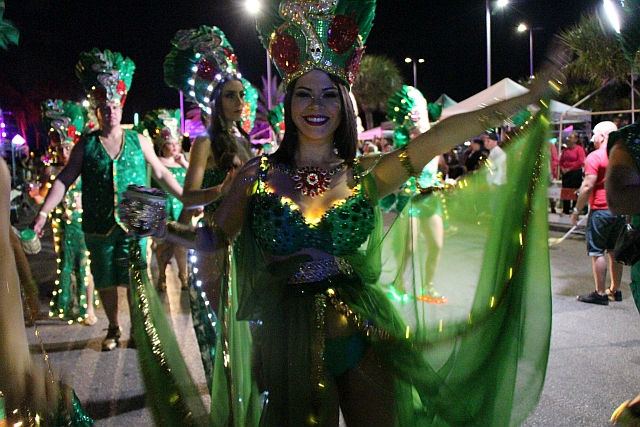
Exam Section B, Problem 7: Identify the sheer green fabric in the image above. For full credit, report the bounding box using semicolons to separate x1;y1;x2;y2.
128;241;209;426
233;112;551;426
132;112;552;426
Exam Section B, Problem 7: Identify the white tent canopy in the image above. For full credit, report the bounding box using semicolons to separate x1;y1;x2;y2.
549;100;591;125
439;78;529;120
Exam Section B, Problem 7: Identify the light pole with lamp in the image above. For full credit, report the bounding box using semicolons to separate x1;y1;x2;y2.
486;0;510;88
245;0;276;141
405;57;425;88
602;0;635;123
517;23;541;79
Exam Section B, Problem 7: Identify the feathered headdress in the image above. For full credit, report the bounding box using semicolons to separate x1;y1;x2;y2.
0;1;19;50
75;48;135;107
164;26;240;115
387;85;429;148
241;78;259;133
256;0;376;86
136;109;182;150
41;99;87;146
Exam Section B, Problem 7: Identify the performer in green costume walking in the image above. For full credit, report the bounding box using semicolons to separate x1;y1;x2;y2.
163;26;256;389
42;99;98;325
34;49;184;351
120;0;567;425
137;108;190;291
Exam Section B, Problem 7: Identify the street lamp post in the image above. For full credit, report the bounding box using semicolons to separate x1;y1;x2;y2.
486;0;510;88
245;0;276;140
404;57;425;88
602;0;635;123
517;23;539;79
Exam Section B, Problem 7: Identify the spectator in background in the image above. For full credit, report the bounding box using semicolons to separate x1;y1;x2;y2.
549;140;560;213
483;131;507;186
559;131;585;214
463;138;488;173
443;149;465;180
572;121;625;305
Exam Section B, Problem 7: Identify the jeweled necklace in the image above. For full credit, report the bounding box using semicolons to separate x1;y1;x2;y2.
275;162;346;197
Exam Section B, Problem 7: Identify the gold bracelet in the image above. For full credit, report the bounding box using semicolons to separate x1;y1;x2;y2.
399;148;419;178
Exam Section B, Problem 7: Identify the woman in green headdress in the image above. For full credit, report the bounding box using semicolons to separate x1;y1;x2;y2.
41;99;98;325
122;0;565;425
137;109;190;291
163;25;256;390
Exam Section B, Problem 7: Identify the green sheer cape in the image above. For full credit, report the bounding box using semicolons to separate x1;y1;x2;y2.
130;111;552;426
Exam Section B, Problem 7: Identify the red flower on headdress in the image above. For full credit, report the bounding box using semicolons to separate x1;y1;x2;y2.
270;30;300;75
67;125;77;142
347;47;365;84
328;15;359;54
223;47;238;65
160;128;173;141
116;80;127;95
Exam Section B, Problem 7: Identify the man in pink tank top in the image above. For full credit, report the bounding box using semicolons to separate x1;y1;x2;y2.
572;121;625;305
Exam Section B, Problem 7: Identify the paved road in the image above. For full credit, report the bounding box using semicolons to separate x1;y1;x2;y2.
23;228;639;426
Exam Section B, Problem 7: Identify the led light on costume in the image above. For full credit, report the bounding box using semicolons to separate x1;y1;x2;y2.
41;99;98;323
164;26;252;392
126;2;556;426
165;26;240;116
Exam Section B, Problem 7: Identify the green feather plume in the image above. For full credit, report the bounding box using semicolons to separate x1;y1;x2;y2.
75;48;135;104
41;99;87;144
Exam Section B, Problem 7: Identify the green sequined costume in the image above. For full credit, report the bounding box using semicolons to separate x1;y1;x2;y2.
152;166;186;222
49;177;94;322
81;129;147;288
129;110;553;426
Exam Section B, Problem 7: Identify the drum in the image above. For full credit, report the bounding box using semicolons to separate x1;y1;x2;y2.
121;185;167;237
19;228;41;255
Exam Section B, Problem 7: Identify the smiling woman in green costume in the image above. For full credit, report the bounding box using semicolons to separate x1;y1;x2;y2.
121;0;566;425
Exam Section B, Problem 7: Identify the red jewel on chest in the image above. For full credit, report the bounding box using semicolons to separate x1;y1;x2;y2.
270;31;300;74
328;15;359;54
292;167;332;198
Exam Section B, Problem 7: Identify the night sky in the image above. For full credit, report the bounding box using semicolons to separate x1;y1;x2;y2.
0;0;601;123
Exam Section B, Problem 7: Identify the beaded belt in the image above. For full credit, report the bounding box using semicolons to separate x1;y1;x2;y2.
288;257;354;284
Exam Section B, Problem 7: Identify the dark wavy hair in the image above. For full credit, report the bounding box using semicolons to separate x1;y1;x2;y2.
270;74;358;166
208;77;251;170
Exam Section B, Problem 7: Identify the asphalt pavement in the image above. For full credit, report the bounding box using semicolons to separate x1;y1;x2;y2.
22;219;639;426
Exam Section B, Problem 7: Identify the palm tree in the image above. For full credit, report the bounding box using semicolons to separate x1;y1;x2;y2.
558;13;638;111
352;55;402;129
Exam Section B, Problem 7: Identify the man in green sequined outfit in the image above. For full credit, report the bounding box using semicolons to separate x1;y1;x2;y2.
34;49;184;351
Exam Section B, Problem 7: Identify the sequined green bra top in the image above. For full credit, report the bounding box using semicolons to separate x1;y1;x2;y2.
251;156;376;257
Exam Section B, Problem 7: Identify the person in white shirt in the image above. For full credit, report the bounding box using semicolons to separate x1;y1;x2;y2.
483;131;507;185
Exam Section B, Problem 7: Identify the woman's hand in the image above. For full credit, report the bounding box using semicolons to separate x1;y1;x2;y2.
174;153;189;168
33;212;48;238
